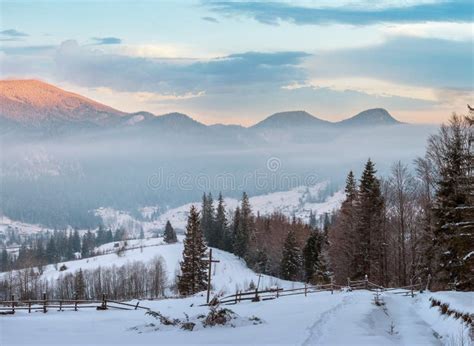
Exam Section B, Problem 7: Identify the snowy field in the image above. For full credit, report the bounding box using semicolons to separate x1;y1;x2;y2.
1;290;472;345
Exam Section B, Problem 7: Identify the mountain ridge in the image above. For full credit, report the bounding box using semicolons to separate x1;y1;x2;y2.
0;79;403;131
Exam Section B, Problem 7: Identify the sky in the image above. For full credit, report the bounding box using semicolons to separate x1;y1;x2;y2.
0;0;472;125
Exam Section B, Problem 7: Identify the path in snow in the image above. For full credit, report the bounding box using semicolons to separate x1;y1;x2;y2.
384;294;442;345
302;291;443;346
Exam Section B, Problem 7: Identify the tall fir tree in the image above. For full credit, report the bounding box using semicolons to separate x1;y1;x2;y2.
355;160;386;284
328;170;358;284
74;268;86;299
303;229;327;283
163;220;178;244
215;192;229;250
233;192;254;259
178;205;208;296
428;114;473;290
280;229;302;281
201;193;216;246
309;210;318;230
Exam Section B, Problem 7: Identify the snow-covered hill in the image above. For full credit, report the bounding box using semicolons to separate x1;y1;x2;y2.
16;236;295;295
95;183;345;236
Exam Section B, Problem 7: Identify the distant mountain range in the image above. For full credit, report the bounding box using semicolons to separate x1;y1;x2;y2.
0;79;402;133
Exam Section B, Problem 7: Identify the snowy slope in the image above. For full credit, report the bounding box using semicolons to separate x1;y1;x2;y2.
22;236;295;294
95;183;345;236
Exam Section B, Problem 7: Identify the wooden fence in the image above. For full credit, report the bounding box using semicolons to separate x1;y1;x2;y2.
204;275;424;306
1;275;425;314
0;293;150;315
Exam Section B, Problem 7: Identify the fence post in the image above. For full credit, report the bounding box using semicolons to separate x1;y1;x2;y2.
28;299;31;313
304;283;307;297
331;278;334;295
102;293;107;309
347;277;351;290
11;295;15;314
43;292;47;313
276;286;279;298
364;275;368;289
418;277;423;293
410;279;414;298
59;300;63;312
234;289;238;304
74;292;78;311
426;274;431;292
253;288;259;302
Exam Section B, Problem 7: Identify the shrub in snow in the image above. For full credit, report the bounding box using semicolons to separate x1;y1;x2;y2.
203;305;236;327
59;264;67;271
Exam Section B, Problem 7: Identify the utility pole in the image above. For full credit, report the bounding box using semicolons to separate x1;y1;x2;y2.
206;249;220;304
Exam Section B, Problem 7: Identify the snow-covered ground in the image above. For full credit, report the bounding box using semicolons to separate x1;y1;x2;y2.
1;290;471;345
95;183;344;236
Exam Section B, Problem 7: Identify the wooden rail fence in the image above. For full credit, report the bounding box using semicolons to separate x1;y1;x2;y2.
203;275;424;306
0;293;150;315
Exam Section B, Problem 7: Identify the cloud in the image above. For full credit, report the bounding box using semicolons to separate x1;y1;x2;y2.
0;29;28;37
54;41;311;94
207;0;472;26
306;36;473;90
91;37;122;45
202;16;219;23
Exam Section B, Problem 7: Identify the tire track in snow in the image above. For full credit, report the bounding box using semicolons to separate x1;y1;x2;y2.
302;294;354;346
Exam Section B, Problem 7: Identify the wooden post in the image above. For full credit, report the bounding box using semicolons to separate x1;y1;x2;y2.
410;279;414;298
207;249;212;304
276;286;279;298
11;295;15;314
59;300;63;312
347;277;351;290
253;288;259;302
74;293;78;311
234;289;238;304
426;274;431;292
43;292;47;313
102;293;107;309
134;301;140;310
28;300;31;313
331;278;334;295
418;277;423;293
304;283;307;297
364;274;368;289
205;249;220;304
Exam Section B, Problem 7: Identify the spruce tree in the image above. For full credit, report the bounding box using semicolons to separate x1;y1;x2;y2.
309;210;317;230
328;170;358;284
74;268;86;299
215;192;228;249
280;230;302;281
303;230;326;283
234;192;254;259
163;220;178;244
428;114;473;290
355;159;385;284
201;193;216;246
178;205;208;296
72;229;81;253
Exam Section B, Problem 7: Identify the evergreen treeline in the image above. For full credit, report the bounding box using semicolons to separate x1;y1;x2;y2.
329;114;473;290
0;226;129;273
